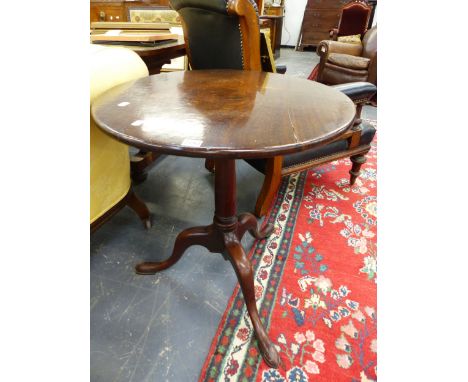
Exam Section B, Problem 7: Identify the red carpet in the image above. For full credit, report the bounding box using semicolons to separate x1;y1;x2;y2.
307;64;319;81
199;120;377;382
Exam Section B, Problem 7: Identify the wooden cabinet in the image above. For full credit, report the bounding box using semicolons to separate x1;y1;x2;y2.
90;2;125;22
263;4;284;16
296;0;376;50
260;5;284;59
90;1;170;23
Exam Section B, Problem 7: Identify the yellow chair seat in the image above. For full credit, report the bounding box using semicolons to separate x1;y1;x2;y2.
90;45;149;224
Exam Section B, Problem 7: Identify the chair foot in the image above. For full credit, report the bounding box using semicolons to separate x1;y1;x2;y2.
126;189;152;229
131;170;148;184
349;154;367;185
276;65;287;74
130;150;157;184
205;159;215;173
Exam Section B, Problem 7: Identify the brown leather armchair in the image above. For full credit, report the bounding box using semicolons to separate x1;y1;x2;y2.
317;26;377;87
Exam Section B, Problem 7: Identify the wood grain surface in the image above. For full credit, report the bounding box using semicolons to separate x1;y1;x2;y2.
91;69;355;159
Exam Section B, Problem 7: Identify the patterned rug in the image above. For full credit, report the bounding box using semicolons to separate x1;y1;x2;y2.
199;120;377;382
307;64;319;81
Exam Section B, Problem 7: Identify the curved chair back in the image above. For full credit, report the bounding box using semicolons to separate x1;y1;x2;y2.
337;0;371;38
362;26;377;85
170;0;261;71
362;25;377;59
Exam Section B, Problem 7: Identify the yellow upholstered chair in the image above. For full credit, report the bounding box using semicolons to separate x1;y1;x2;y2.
90;45;151;232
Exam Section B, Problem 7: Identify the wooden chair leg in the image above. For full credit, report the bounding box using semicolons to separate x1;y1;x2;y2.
349;154;367;185
254;156;283;217
205;158;215;173
126;189;152;229
130;150;161;184
354;103;363;126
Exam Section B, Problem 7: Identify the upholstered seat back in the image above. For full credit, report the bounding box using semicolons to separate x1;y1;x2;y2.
362;26;377;59
337;0;371;37
170;0;260;70
328;53;370;70
361;26;377;84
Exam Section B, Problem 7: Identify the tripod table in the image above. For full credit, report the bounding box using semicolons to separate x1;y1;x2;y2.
91;69;355;368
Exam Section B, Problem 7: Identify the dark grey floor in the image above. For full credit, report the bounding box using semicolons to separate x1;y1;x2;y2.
90;47;376;382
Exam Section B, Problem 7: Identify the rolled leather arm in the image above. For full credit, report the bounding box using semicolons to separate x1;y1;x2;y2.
317;40;363;59
331;82;376;104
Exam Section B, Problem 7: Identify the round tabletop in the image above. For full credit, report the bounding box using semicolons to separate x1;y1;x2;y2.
91;69;356;159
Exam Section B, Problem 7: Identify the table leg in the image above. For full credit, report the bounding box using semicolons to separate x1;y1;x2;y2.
140;57;171;76
135;225;223;274
237;212;273;239
224;232;280;368
213;159;279;367
134;158;280;368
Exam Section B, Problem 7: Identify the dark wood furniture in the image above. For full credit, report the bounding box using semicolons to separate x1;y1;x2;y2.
297;0;376;50
89;0;269;22
91;69;356;368
90;0;170;22
260;15;284;59
260;5;284;58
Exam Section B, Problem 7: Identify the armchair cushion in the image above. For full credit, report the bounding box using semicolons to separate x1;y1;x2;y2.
328;53;370;70
321;63;368;85
318;40;363;57
337;34;361;44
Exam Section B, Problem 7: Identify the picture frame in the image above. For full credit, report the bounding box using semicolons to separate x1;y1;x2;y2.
127;6;181;25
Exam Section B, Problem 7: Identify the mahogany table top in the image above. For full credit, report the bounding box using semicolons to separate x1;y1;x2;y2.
91;69;355;159
120;36;185;58
91;36;185;59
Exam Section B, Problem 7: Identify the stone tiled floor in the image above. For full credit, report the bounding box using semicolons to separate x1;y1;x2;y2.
90;47;376;382
276;47;318;78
